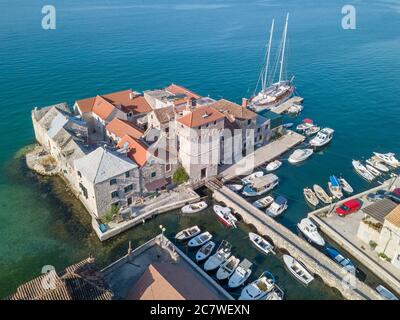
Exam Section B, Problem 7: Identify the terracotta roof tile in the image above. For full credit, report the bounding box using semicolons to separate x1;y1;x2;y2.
209;99;256;120
106;118;144;140
92;95;116;121
177;106;225;128
166;84;200;100
385;205;400;227
153;107;176;124
117;135;149;167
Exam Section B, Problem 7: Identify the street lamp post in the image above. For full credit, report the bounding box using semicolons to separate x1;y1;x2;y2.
159;224;166;247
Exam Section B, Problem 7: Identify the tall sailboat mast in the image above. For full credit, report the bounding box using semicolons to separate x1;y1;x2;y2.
279;13;289;83
262;19;274;92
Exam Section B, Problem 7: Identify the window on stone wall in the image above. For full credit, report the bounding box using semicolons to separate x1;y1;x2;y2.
124;184;133;193
151;172;156;178
111;191;118;199
166;164;171;172
125;171;130;178
79;183;88;199
127;197;133;206
110;178;117;185
77;171;82;178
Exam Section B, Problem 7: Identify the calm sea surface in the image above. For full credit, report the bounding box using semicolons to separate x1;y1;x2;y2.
0;0;399;298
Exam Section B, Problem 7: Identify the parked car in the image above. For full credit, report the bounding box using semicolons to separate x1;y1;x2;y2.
387;188;400;203
336;199;363;216
367;190;386;202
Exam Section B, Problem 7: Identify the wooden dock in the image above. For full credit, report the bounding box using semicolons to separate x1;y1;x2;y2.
270;96;304;115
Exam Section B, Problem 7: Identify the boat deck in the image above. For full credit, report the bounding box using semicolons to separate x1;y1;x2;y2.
270;96;304;114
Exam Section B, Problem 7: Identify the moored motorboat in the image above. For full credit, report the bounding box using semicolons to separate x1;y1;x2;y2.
309;128;334;148
239;271;276;300
266;196;288;217
226;184;243;192
242;174;279;197
339;177;354;194
297;218;325;247
373;152;400;167
249;232;275;255
228;259;253;289
304;187;319;207
252;195;274;209
325;246;356;273
313;184;332;204
366;158;390;173
216;255;240;281
328;175;343;199
188;231;212;247
365;164;381;177
305;126;320;136
204;240;232;272
352;160;375;182
175;225;201;241
265;285;284;300
296;118;314;131
283;255;314;285
213;205;237;228
375;285;398;300
288;148;313;164
241;171;264;185
287;104;303;114
181;201;208;214
195;241;216;262
266;160;282;172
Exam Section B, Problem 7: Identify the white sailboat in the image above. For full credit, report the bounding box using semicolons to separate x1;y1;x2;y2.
249;14;295;112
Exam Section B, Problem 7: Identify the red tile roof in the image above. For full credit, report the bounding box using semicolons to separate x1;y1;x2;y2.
106;118;144;140
75;89;152;116
209;99;257;120
177;106;225;128
92;95;116;121
166;84;201;100
117;135;149;167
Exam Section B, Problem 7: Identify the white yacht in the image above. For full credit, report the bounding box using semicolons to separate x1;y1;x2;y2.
297;218;325;247
288;148;313;164
352;160;375;182
309;128;334;148
373;152;400;167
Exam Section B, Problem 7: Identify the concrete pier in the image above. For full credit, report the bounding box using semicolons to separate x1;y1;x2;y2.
93;185;200;241
270;96;304;115
213;186;382;300
220;130;305;182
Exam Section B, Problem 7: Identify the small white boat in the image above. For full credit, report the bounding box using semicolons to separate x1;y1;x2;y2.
352;160;375;182
239;271;276;300
226;184;243;192
366;158;390;173
216;255;240;281
339;177;354;194
228;259;253;289
288;149;313;164
297;218;325;247
188;231;212;247
328;175;343;199
242;174;279;197
204;240;232;272
313;184;332;204
376;285;398;300
266;160;282;172
287;104;303;114
305;126;320;136
249;232;275;255
266;196;288;218
241;171;264;185
181;201;208;214
309;128;334;148
296;120;314;131
174;225;201;241
213;205;237;228
195;241;216;262
373;152;400;167
283;255;314;285
252;195;274;209
365;164;381;177
304;188;319;207
265;286;284;300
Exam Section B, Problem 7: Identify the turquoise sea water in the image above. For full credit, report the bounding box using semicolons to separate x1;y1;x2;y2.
0;0;399;298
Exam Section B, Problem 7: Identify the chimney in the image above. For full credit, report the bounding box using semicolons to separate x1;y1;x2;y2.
129;92;135;100
242;98;248;108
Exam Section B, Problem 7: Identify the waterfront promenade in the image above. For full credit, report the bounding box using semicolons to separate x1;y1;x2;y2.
220;130;305;181
213;186;382;300
308;179;400;296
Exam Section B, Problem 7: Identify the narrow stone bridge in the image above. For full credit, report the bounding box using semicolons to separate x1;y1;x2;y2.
213;186;382;300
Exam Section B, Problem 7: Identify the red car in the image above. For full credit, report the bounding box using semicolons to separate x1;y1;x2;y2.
336;199;363;216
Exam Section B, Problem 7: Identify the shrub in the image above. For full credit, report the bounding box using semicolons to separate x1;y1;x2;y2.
101;205;120;224
369;241;378;249
172;166;189;185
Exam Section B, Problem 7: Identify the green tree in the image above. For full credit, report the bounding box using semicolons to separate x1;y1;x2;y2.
172;166;189;185
101;204;120;224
